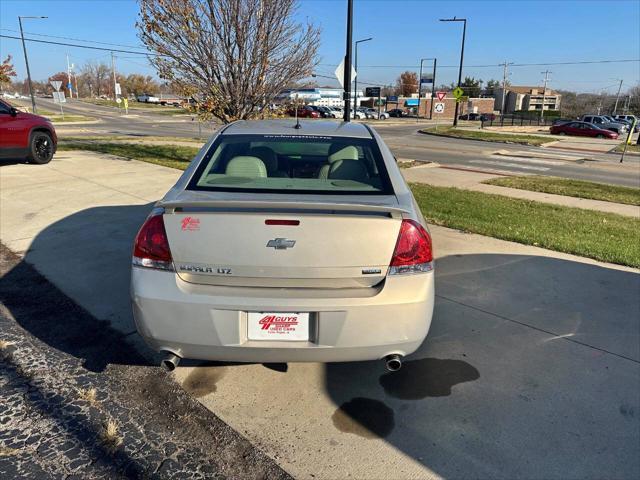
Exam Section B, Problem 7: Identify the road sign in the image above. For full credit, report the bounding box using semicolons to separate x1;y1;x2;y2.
434;102;445;114
452;87;464;99
365;87;381;97
436;91;446;101
456;95;469;103
53;92;66;103
67;82;73;90
50;80;62;92
388;95;398;102
334;59;357;89
115;83;122;95
116;97;122;104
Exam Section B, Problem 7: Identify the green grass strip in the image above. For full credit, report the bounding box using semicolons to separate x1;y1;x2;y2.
58;142;199;170
411;183;640;268
484;176;640;206
420;126;552;146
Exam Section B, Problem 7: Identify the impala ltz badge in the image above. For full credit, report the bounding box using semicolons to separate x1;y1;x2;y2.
266;238;296;250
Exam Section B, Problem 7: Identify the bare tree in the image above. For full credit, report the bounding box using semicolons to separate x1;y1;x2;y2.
137;0;320;123
82;61;111;97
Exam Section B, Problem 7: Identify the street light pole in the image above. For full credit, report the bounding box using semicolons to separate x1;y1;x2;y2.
343;0;354;122
18;15;47;114
439;17;466;126
418;57;435;119
354;37;372;111
613;79;624;115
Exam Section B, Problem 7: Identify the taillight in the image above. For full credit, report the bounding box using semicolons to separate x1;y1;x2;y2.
132;208;173;271
389;219;433;275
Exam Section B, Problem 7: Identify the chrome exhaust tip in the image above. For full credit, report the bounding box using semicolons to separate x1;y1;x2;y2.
160;352;181;372
385;354;402;372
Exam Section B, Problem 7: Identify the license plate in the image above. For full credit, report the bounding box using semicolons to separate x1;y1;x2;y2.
247;312;309;341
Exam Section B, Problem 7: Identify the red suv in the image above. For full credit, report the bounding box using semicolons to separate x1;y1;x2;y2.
286;105;320;118
0;99;57;164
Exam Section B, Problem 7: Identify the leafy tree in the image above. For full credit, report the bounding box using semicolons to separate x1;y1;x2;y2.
460;76;483;97
0;55;16;91
48;72;72;96
121;74;160;97
484;79;501;96
137;0;320;123
396;71;418;97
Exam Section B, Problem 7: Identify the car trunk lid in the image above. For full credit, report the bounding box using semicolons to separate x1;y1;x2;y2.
161;195;404;289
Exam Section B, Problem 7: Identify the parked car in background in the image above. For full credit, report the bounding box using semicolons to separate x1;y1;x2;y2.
287;105;320;118
327;106;342;118
580;115;628;134
308;106;334;118
459;113;481;120
479;113;496;121
0;98;57;164
131;119;435;371
613;114;638;126
552;118;573;126
364;108;389;120
137;94;161;103
550;121;618;139
352;108;367;120
387;109;407;118
608;115;639;132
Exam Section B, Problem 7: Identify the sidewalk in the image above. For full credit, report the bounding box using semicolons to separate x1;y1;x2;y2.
402;164;640;218
1;150;638;480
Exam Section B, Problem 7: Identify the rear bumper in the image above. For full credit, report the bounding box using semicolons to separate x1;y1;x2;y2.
131;267;434;363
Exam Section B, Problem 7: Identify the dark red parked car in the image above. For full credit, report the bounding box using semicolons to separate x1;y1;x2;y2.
0;99;57;164
287;105;320;118
549;121;618;139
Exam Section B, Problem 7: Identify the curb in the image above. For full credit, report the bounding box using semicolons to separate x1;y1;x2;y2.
417;129;551;147
492;149;592;163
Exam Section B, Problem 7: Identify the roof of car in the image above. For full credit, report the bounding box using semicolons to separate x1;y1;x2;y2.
222;119;373;139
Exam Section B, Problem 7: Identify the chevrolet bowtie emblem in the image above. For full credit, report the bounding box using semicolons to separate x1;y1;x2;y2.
266;238;296;250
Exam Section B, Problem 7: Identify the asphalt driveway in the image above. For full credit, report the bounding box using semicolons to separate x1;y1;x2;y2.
1;151;638;479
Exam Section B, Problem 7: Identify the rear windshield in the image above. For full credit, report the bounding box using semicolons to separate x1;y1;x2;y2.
187;134;393;195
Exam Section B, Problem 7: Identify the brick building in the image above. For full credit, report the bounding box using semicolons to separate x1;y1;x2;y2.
374;96;495;120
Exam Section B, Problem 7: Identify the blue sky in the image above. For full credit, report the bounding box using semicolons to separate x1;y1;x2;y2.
1;0;639;93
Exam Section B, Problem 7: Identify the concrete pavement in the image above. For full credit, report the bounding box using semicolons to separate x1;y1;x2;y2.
1;151;638;479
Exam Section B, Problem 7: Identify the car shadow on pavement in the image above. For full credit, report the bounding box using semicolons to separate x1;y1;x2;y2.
0;203;156;372
324;253;640;479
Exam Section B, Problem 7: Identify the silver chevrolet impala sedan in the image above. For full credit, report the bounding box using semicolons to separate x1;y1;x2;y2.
131;120;434;372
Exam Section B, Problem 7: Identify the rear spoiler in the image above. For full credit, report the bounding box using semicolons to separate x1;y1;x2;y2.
159;200;408;217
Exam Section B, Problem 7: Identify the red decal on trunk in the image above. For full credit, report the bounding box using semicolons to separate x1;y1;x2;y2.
181;216;200;231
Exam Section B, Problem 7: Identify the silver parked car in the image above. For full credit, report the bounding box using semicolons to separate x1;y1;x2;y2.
580;115;628;134
131;120;435;372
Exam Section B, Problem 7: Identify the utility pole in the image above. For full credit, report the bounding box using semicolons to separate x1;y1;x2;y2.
540;70;551;122
342;0;353;122
499;60;513;115
111;52;118;101
429;58;437;119
66;54;73;99
18;16;47;113
439;17;467;126
613;79;623;115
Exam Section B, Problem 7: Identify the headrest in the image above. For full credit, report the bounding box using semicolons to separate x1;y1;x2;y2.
249;147;278;172
328;145;359;163
225;156;267;178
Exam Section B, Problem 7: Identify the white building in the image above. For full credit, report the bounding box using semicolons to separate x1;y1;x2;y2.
276;88;365;107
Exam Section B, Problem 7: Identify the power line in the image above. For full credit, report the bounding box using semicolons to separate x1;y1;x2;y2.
0;28;148;50
319;59;640;69
0;34;161;56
